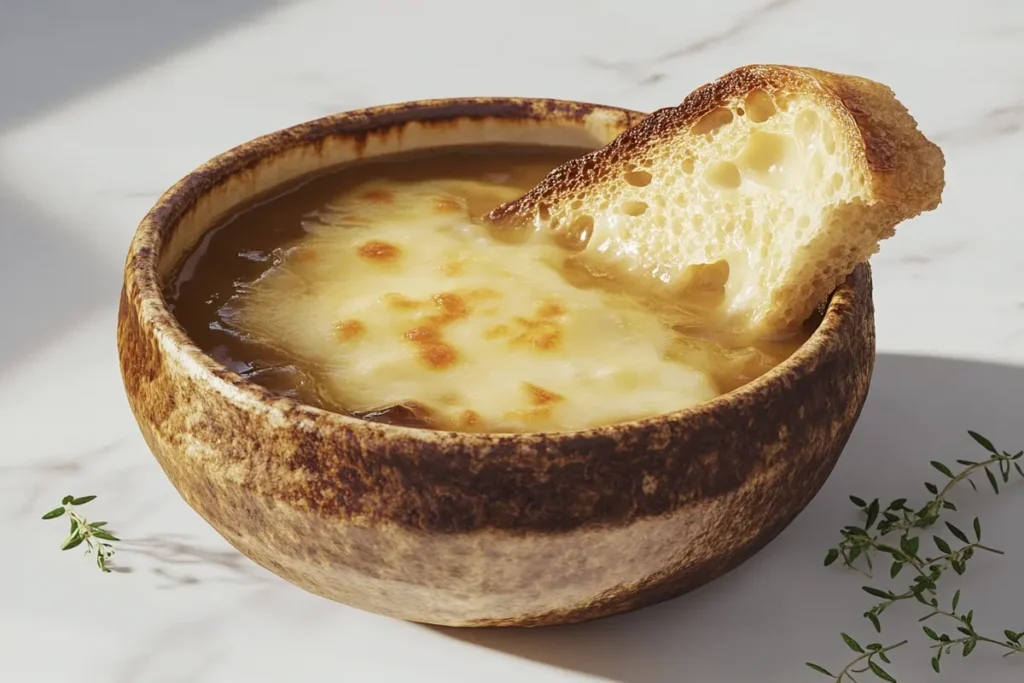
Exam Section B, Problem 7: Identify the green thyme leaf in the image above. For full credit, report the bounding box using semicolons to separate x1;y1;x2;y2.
61;534;84;551
985;468;999;494
863;586;893;600
806;663;833;677
867;612;882;633
868;660;897;682
842;633;865;653
946;523;970;545
968;431;997;453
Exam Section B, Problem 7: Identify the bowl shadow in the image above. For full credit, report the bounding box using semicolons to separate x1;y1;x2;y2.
428;352;1024;683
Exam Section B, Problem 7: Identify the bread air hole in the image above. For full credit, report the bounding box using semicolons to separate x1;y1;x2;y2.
744;89;776;123
775;93;795;113
692;107;734;135
738;131;799;188
706;161;742;189
682;260;730;291
624;170;653;187
621;200;649;216
555;214;594;251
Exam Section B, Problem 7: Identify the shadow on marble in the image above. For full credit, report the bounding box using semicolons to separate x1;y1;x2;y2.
118;532;273;589
0;0;284;131
430;352;1024;683
0;0;285;373
0;187;117;375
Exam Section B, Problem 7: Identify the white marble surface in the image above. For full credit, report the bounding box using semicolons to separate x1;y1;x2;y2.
2;1;1023;681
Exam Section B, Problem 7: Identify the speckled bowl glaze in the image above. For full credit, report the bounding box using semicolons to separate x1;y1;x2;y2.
118;98;875;627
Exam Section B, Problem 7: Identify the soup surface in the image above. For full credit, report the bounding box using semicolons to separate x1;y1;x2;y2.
168;144;815;433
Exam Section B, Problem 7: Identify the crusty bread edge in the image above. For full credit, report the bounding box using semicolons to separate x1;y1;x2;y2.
802;66;945;216
489;64;944;223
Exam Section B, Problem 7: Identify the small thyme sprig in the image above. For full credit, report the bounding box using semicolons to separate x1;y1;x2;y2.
42;495;120;572
919;590;1024;672
808;431;1023;681
807;638;908;682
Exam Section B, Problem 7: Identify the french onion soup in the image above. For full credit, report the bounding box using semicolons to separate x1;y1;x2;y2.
167;144;816;433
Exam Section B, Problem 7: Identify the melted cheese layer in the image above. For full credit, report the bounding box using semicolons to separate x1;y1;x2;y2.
230;180;717;432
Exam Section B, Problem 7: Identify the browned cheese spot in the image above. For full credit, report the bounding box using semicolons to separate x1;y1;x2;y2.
358;240;401;262
459;410;481;428
404;325;440;343
532;330;562;350
403;325;459;370
438;258;465;276
396;292;474;370
291;247;319;263
536;300;566;318
509;313;563;352
468;288;502;300
434;197;462;213
430;292;469;324
360;189;394;203
420;341;458;369
333;319;365;342
386;293;422;311
484;323;510;340
524;382;564;406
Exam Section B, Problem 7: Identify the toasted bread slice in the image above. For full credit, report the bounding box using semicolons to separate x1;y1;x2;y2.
487;65;945;334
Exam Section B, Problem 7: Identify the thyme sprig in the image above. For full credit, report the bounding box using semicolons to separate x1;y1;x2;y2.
919;590;1024;673
808;431;1023;681
41;495;120;572
807;638;908;682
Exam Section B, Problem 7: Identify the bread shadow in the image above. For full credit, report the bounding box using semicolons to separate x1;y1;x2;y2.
427;352;1024;683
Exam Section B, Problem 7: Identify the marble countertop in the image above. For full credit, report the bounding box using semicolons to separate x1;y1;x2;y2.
2;1;1023;681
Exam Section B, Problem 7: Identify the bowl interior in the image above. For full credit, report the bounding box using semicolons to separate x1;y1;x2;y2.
157;100;644;283
133;98;858;441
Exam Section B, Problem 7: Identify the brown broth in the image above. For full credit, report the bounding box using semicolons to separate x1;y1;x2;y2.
166;144;816;432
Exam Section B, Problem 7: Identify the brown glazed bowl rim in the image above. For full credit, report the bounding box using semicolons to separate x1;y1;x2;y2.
129;96;867;446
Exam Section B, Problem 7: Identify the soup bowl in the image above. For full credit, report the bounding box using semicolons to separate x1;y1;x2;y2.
118;98;874;627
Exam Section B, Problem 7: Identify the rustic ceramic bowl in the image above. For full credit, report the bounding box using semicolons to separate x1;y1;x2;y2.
118;98;875;627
